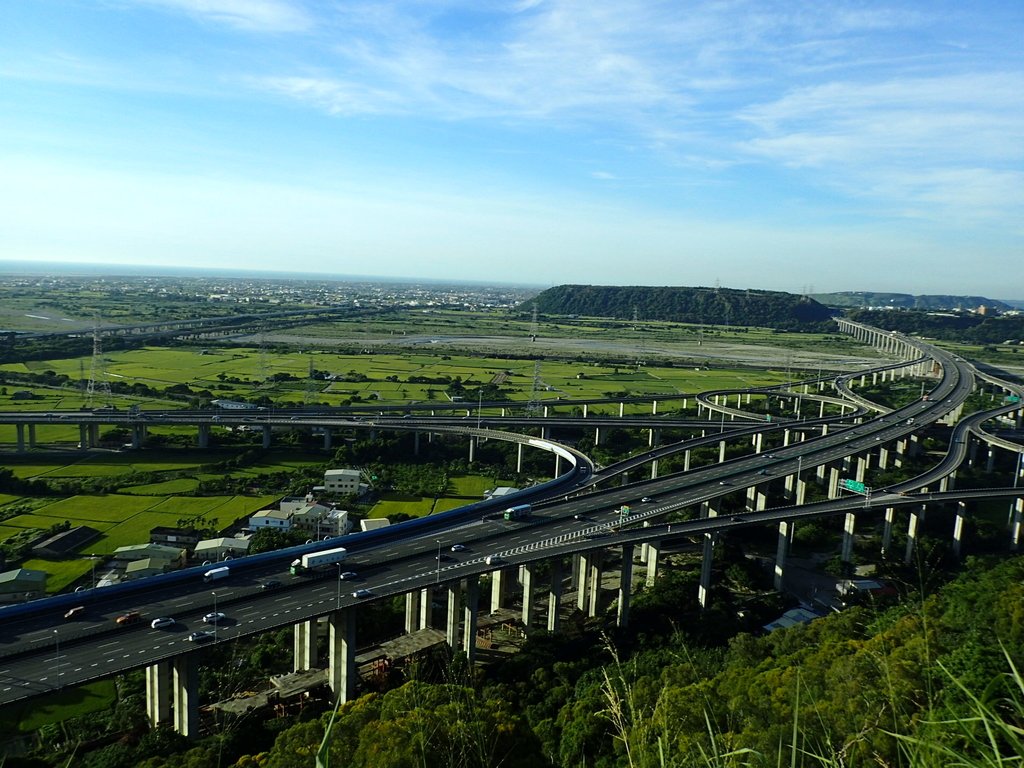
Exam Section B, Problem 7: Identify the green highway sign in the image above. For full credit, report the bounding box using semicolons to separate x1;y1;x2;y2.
842;479;867;494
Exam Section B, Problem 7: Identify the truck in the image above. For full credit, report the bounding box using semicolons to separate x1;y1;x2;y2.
503;503;532;521
290;546;348;575
202;566;230;583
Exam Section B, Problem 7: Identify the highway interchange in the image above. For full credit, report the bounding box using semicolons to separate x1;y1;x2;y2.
1;323;1022;709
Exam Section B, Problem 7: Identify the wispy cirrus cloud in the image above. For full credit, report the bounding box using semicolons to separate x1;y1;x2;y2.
126;0;311;33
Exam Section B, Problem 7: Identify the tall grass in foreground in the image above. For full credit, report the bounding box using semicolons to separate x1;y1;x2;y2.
600;644;1024;768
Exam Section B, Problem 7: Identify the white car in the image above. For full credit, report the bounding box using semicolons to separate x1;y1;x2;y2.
203;611;225;624
339;571;359;581
150;617;175;629
450;544;468;552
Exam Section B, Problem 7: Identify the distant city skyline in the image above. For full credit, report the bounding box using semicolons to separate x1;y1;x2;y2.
1;1;1021;297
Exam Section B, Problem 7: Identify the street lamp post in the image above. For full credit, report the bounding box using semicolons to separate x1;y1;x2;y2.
435;539;442;583
336;563;342;609
211;591;218;643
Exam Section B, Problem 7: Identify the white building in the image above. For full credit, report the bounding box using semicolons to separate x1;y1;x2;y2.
249;508;293;531
323;468;361;495
291;503;351;538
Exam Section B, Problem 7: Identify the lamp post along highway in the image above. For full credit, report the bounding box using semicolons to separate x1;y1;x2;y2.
212;591;218;643
435;539;442;583
336;563;341;609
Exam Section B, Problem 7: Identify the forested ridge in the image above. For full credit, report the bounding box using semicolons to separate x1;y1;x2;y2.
120;555;1024;768
526;285;834;330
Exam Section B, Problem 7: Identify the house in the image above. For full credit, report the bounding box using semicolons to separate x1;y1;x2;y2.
0;568;48;603
194;536;250;563
249;508;293;531
31;526;101;558
323;469;361;496
291;504;350;538
762;607;823;633
150;527;202;553
124;557;175;580
112;543;186;568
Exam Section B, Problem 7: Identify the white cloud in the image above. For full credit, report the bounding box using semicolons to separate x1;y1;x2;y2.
126;0;311;33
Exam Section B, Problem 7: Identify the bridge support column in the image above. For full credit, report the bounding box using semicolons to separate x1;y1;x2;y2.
774;521;792;591
446;584;460;648
953;501;968;558
78;423;88;449
28;423;36;448
521;565;536;632
554;453;562;476
197;424;209;449
841;513;857;566
548;558;564;632
15;424;25;453
261;425;271;449
575;553;590;611
829;467;840;498
328;609;357;704
645;541;660;587
586;551;602;617
88;423;99;447
905;504;927;565
419;588;430;628
490;568;506;612
293;619;318;671
650;459;659;480
172;655;199;739
145;660;172;728
468;436;475;463
322;429;332;451
882;507;895;556
718;440;726;463
617;544;633;627
582;403;588;418
753;432;763;454
878;447;889;470
756;489;767;511
594;426;602;445
516;443;523;473
463;576;480;661
619;402;625;417
698;530;716;610
412;430;420;456
986;448;996;473
683;450;690;471
131;424;144;449
404;591;421;634
1011;498;1023;552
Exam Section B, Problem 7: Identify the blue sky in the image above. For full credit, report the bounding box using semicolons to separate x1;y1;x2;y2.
1;1;1021;297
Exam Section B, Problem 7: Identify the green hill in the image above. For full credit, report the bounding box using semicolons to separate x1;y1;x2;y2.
526;284;834;330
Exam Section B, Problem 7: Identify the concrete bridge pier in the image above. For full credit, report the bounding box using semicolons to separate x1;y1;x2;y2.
490;568;506;612
1011;498;1023;552
649;427;659;447
521;565;536;632
586;551;602;618
619;402;625;417
878;447;889;470
841;513;857;565
322;428;332;451
828;467;840;498
28;423;36;449
293;619;318;671
581;403;588;418
683;450;691;472
548;558;564;632
617;544;633;627
404;591;421;634
650;459;659;480
172;655;199;739
953;501;969;558
131;424;145;449
594;426;602;445
644;540;660;586
554;453;562;476
468;436;475;462
15;424;25;453
718;440;726;463
882;507;895;555
905;504;927;565
446;584;460;648
462;576;480;661
516;443;524;473
145;660;172;729
419;588;430;628
78;423;88;449
774;520;792;591
261;425;271;450
575;553;590;611
328;609;357;704
412;431;420;456
197;424;209;449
